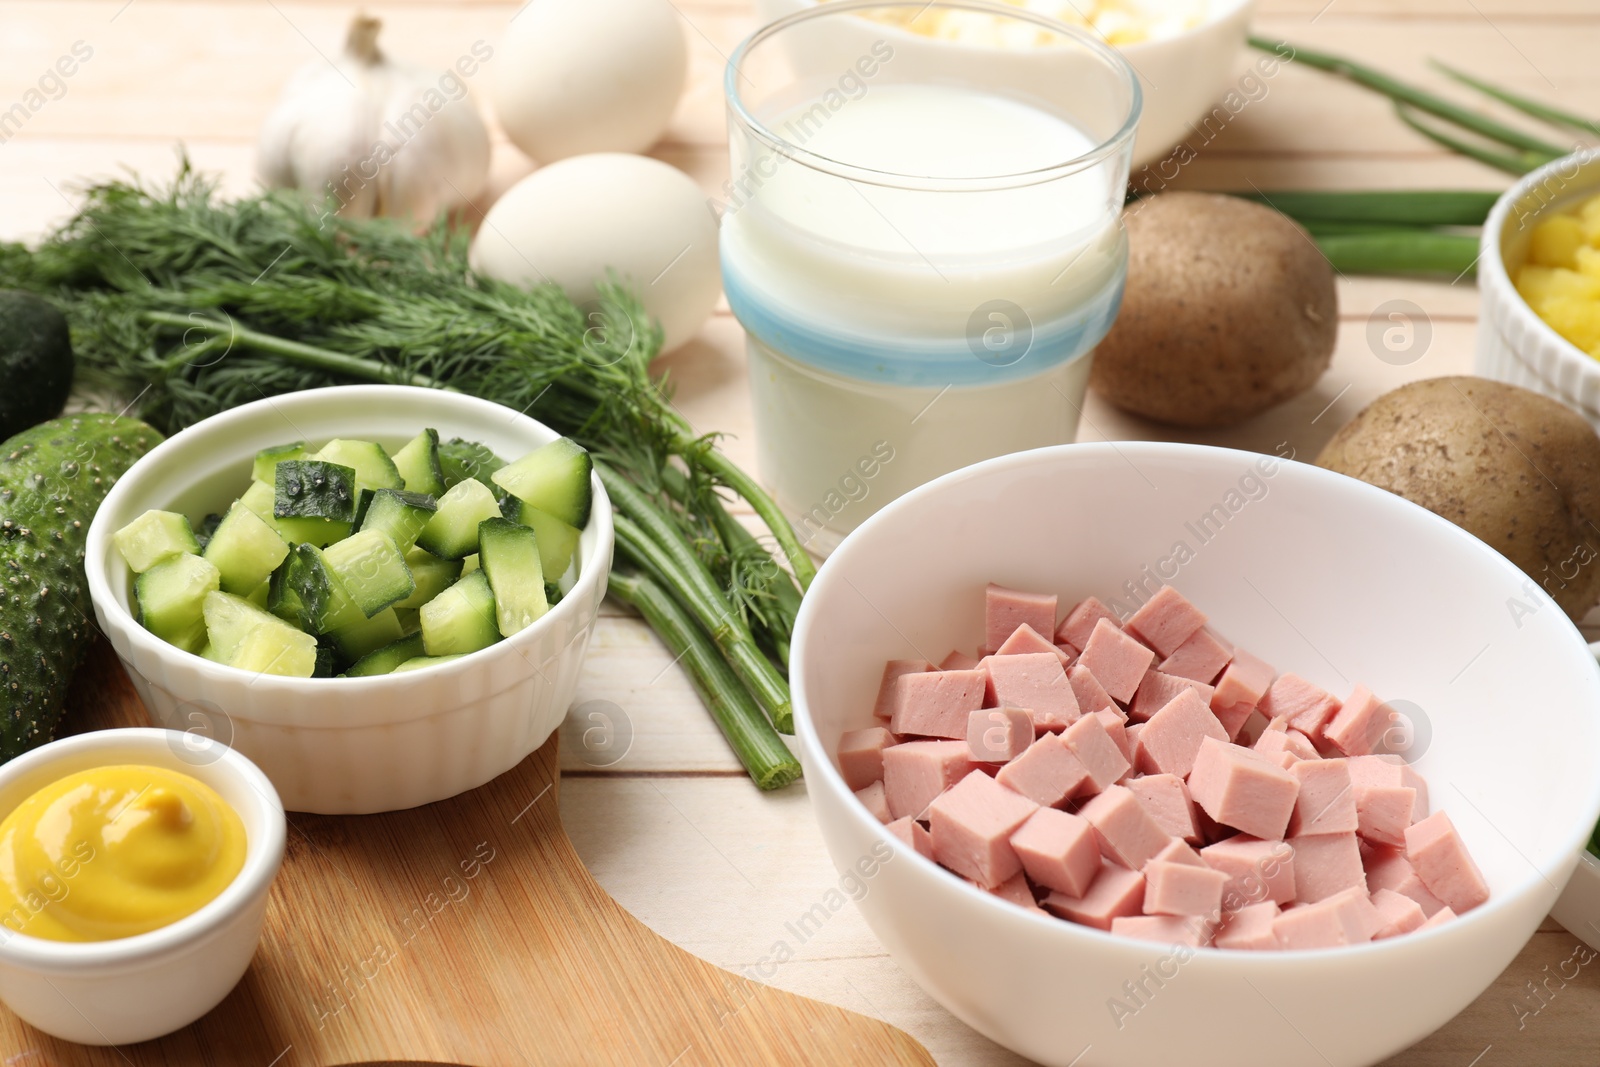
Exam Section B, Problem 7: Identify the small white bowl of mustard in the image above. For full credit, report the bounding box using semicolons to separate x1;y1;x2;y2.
0;727;285;1045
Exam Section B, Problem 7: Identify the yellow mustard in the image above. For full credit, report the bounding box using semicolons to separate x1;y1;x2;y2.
0;764;246;942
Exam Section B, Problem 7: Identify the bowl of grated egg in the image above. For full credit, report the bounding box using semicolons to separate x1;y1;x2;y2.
755;0;1255;170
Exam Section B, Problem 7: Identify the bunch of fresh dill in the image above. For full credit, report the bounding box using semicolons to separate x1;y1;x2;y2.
0;164;806;789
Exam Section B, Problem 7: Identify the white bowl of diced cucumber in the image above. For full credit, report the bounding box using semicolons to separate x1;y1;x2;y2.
84;385;614;814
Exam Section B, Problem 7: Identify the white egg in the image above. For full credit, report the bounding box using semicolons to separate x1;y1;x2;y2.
492;0;689;164
471;153;721;353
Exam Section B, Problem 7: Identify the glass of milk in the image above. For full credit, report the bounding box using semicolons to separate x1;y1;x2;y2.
720;0;1141;555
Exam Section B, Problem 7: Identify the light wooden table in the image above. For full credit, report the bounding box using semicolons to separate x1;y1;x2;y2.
4;1;1600;1064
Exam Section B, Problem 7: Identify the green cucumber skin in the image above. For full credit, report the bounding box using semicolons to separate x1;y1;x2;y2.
0;413;161;760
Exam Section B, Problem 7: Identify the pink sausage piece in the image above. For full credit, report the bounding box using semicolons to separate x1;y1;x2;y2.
928;769;1040;889
838;726;896;791
1126;773;1200;844
1078;618;1155;703
855;781;891;823
1288;758;1359;837
1111;914;1214;947
985;652;1080;734
967;707;1035;764
1147;838;1206;868
988;871;1046;914
1134;688;1228;779
995;733;1090;809
1043;861;1146;930
1257;673;1342;740
1062;713;1132;795
1404;810;1490;914
1201;836;1297;909
1056;596;1120;654
1188;736;1300;842
1125;585;1208;658
1418;906;1458;931
1215;901;1281;950
1290;832;1367;904
1143;860;1228;918
985;584;1057;656
885;816;918;852
1130;669;1217;724
1159;626;1234;685
882;740;976;822
1011;807;1101;898
995;623;1074;668
1097;711;1134;766
1348;754;1429;823
890;668;988;739
1323;684;1393;757
1370;888;1427;939
1254;719;1321;764
1210;647;1276;736
1272;886;1380;949
940;649;980;671
1079;784;1174;871
1364;846;1447;918
1067;663;1118;717
874;658;935;720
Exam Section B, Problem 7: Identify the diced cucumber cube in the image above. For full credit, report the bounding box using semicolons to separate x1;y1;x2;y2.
229;624;318;677
252;441;310;484
344;632;427;677
274;459;359;522
478;517;548;636
420;570;499;656
113;510;200;573
394;654;466;673
415;478;501;560
461;554;479;576
269;544;366;634
394;607;420;635
394;548;462;609
203;501;290;595
438;438;504;490
247;582;271;609
328;606;405;661
238;480;276;521
135;553;221;654
203;590;296;663
491;437;593;528
246;478;347;545
312;439;404;493
501;495;582;581
391;429;446;497
195;512;224;551
360;489;438;554
322;529;414;617
313;645;336;678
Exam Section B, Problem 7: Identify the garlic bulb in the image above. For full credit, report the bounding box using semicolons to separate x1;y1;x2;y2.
257;15;492;222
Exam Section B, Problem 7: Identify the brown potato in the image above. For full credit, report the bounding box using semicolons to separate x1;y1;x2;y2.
1090;192;1337;427
1317;376;1600;622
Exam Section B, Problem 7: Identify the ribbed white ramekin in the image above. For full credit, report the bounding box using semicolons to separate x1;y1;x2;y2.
84;386;613;814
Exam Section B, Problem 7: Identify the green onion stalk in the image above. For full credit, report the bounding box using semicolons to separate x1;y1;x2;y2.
0;163;810;790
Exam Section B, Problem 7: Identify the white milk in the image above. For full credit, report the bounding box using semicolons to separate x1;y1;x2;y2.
721;80;1131;554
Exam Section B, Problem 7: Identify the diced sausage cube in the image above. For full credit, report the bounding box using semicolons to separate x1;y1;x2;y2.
988;871;1046;914
1126;585;1208;658
1011;808;1100;897
1097;710;1134;765
1148;838;1206;868
967;707;1035;763
996;623;1073;668
1042;861;1146;930
883;740;976;821
890;669;987;739
995;733;1090;808
1418;906;1458;930
913;819;934;859
1080;784;1174;870
1370;888;1427;939
837;726;895;791
1127;773;1200;844
1110;914;1214;947
1201;836;1297;909
1062;713;1132;794
1188;737;1300;841
1348;754;1429;823
1068;664;1117;716
1254;719;1321;763
1130;670;1217;723
855;781;891;823
874;658;935;720
1404;811;1489;914
1078;618;1155;703
1143;860;1227;918
1134;689;1228;778
940;649;980;671
1288;758;1358;836
986;584;1057;654
1364;846;1447;918
1160;627;1234;685
1215;901;1281;950
1290;832;1366;904
1323;685;1393;757
885;816;919;853
1057;596;1120;653
1257;673;1342;740
1353;784;1417;848
1271;886;1379;949
1210;648;1276;737
985;653;1079;733
928;771;1040;888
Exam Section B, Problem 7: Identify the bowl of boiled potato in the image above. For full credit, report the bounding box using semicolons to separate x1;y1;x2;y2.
1476;146;1600;430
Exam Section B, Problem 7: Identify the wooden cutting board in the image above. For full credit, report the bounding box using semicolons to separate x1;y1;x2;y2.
2;644;935;1066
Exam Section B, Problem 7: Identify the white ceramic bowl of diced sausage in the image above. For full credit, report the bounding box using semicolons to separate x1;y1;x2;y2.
789;441;1600;1067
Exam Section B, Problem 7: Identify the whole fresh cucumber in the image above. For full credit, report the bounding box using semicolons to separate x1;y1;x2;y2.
0;413;161;760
